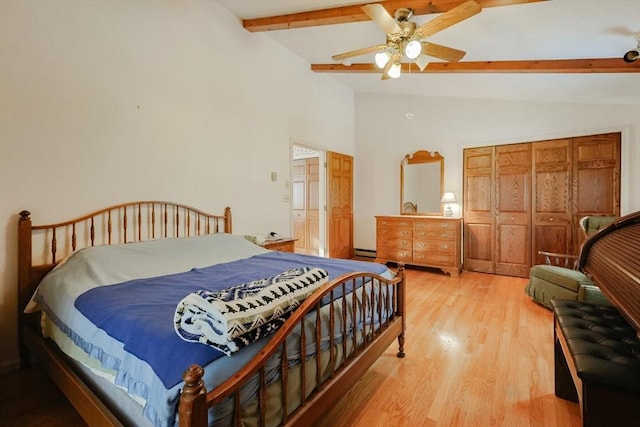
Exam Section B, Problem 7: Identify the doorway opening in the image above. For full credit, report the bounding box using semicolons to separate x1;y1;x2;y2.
291;143;325;256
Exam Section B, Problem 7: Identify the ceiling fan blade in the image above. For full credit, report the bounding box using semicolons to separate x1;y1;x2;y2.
362;4;402;35
415;0;481;38
421;42;466;62
332;44;386;61
381;52;402;80
414;55;430;71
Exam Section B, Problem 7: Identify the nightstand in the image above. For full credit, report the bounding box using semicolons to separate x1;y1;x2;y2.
259;238;296;252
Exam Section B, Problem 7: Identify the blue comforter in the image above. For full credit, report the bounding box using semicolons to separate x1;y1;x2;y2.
74;251;389;388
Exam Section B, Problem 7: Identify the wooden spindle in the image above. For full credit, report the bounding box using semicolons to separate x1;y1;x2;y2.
107;211;112;245
341;283;347;367
329;290;336;377
315;302;322;391
90;216;95;246
71;223;76;251
163;204;168;238
186;209;191;237
123;208;128;244
351;279;358;353
137;204;142;242
151;204;156;238
51;227;57;264
175;208;179;238
233;391;241;427
300;318;306;405
280;344;288;424
259;366;266;427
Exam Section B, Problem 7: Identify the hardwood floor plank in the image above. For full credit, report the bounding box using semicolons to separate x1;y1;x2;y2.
319;269;581;427
0;268;580;426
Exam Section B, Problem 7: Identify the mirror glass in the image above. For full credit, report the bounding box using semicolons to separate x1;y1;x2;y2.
401;150;444;215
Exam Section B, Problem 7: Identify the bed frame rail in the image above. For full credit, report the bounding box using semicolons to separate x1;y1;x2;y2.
178;266;406;427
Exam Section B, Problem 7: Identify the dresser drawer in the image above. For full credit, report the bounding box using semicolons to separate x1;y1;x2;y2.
377;217;413;229
377;226;413;240
413;239;456;253
414;229;457;241
377;247;413;262
414;251;456;266
414;219;456;231
378;236;413;250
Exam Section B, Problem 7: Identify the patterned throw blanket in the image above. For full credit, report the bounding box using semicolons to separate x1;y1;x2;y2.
174;267;329;354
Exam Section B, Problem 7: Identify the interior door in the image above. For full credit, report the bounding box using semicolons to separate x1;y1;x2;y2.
327;151;353;259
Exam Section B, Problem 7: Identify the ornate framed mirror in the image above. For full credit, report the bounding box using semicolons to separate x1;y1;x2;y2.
400;150;444;215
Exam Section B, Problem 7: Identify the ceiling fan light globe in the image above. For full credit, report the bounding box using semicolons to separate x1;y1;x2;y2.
405;40;422;59
388;62;401;79
374;51;391;68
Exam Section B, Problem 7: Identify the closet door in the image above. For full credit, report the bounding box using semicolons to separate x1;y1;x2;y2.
572;133;621;251
495;144;531;277
463;147;495;273
532;139;573;265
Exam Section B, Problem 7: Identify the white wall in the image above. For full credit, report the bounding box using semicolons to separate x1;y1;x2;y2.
0;0;354;369
354;93;640;250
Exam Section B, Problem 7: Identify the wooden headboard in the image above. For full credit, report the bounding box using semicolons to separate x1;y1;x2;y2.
579;210;640;336
17;201;232;314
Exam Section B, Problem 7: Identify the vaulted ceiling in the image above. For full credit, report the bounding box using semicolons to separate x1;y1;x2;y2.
218;0;640;105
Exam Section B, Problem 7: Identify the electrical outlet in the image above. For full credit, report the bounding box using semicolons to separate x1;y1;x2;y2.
271;172;277;182
283;193;290;202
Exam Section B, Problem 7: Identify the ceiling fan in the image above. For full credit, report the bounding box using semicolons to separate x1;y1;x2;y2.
331;0;482;79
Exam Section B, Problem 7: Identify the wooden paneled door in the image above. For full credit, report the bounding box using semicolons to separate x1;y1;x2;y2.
327;151;353;259
532;139;573;265
463;146;496;273
495;144;532;277
572;133;621;252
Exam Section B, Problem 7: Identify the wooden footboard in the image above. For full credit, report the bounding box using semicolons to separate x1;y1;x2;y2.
178;267;406;427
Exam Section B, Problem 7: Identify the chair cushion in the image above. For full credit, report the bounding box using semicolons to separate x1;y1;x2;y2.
530;264;594;293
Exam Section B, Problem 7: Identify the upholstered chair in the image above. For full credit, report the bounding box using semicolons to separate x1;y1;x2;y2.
525;216;618;309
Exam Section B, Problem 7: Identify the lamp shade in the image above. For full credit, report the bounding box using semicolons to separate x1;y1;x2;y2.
374;51;391;68
387;61;401;79
440;192;456;203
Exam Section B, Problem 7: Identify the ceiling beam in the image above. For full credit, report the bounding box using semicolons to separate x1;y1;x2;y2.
311;59;640;73
242;0;546;32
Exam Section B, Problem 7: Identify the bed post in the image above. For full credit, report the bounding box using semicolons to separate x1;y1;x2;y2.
396;262;406;358
179;365;208;427
224;206;232;234
18;210;33;367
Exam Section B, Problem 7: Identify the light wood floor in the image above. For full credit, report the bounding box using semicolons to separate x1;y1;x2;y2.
0;268;580;427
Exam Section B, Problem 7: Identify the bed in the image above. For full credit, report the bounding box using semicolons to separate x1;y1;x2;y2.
17;201;406;427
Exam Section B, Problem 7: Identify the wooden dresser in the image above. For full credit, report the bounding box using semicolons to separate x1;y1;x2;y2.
375;215;462;277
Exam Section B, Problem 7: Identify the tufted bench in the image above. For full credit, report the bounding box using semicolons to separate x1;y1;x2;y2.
551;299;640;427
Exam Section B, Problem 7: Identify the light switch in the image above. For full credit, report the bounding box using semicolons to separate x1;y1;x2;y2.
271;172;277;182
